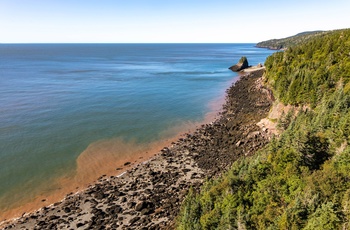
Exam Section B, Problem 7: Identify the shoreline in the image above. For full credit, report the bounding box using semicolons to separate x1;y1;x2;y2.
1;68;273;229
0;75;231;227
0;103;223;224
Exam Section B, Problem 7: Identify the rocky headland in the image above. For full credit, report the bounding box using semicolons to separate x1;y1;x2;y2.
255;30;326;50
1;68;274;230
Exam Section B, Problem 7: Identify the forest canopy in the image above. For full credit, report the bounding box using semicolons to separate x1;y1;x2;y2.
177;29;350;230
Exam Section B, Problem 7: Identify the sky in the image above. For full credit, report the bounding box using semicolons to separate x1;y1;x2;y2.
0;0;349;43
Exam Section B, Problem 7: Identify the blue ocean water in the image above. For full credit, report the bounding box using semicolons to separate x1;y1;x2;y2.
0;44;274;216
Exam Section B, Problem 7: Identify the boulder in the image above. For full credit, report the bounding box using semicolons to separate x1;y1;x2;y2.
229;56;249;72
135;201;147;211
135;201;155;215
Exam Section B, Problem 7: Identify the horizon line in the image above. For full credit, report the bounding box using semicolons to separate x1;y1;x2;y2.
0;42;258;45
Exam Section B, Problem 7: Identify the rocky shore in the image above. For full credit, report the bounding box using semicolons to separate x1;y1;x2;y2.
1;69;273;230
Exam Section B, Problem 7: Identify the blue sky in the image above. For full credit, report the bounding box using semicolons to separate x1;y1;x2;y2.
0;0;349;43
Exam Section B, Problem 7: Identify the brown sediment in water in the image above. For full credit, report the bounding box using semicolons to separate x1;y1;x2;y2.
1;69;274;229
0;83;227;224
0;132;186;223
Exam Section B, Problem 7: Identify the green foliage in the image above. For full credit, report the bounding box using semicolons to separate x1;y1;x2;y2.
276;108;294;131
265;29;350;106
177;29;350;229
177;188;202;230
256;31;326;50
239;56;248;64
303;202;342;230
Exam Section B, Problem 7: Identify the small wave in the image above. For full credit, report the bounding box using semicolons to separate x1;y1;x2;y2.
153;71;224;76
44;69;97;74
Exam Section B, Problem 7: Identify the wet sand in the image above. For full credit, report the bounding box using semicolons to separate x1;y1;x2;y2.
1;69;274;229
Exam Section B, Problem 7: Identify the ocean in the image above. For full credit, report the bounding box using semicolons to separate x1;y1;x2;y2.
0;43;274;219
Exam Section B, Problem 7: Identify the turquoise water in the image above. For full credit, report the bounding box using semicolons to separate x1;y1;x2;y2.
0;44;274;214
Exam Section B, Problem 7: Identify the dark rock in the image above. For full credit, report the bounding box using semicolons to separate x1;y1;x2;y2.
93;192;106;200
135;201;155;215
140;216;151;225
63;207;71;213
129;216;140;225
115;191;126;196
135;201;147;211
37;221;46;226
76;222;85;228
90;198;98;205
30;215;38;219
141;207;154;215
229;56;249;72
127;201;136;209
47;215;59;221
46;223;56;229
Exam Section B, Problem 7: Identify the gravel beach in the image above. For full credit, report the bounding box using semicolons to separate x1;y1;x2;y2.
1;68;274;230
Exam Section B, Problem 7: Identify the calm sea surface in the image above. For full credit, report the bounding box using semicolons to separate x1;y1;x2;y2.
0;44;274;214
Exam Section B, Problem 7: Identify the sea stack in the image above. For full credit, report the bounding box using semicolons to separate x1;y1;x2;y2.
229;56;249;72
